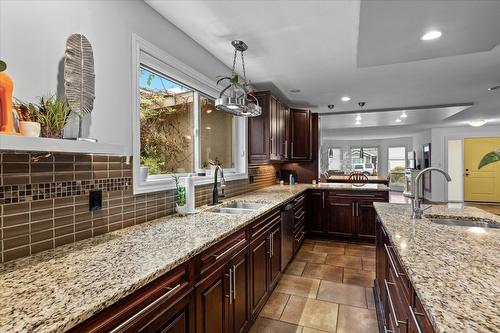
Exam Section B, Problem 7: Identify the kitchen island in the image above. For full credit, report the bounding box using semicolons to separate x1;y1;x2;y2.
0;183;388;333
374;202;500;333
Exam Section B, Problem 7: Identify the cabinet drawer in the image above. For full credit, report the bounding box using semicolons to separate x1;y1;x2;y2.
384;276;409;333
327;190;387;200
410;293;435;333
70;263;192;333
198;230;248;278
293;194;306;206
385;243;412;304
249;209;281;240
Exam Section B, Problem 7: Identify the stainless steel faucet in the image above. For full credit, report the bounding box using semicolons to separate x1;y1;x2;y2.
212;165;226;205
411;167;451;219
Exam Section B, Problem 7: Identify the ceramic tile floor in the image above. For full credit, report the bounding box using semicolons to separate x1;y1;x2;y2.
250;239;378;333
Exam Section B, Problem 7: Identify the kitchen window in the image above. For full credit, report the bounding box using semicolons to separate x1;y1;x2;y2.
388;146;406;187
132;35;247;194
350;147;378;175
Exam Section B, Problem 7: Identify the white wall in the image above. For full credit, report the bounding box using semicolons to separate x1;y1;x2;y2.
320;137;413;177
430;124;500;202
0;0;229;154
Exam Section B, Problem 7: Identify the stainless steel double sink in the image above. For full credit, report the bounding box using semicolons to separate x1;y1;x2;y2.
208;201;267;215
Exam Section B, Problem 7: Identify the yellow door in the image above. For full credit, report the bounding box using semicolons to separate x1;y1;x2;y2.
464;137;500;202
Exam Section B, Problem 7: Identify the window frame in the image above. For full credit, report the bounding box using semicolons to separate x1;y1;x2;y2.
387;145;407;173
349;146;379;174
132;35;247;194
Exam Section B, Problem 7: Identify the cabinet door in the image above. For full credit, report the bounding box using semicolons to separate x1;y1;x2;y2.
325;198;355;238
137;291;195;333
228;248;251;333
248;93;269;164
269;224;281;289
269;97;279;160
195;266;228;333
307;190;325;235
249;234;269;317
356;200;378;240
278;103;289;160
290;109;311;160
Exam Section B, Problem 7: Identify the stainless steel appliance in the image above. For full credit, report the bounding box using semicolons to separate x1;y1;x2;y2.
281;202;294;271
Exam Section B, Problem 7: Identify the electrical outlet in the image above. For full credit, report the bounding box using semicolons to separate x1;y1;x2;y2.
89;189;102;211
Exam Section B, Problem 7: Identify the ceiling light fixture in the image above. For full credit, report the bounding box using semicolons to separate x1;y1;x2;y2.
355;114;362;121
395;118;402;123
341;96;351;102
488;85;500;91
469;120;487;127
421;30;442;41
215;40;262;117
355;120;361;125
400;111;407;118
289;89;301;93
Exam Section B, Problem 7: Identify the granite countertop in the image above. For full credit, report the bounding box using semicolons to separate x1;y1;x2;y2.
374;202;500;333
0;182;391;333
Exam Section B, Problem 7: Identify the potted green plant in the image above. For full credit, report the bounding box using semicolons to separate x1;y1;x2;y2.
173;175;187;216
478;149;500;169
14;99;41;137
37;94;71;138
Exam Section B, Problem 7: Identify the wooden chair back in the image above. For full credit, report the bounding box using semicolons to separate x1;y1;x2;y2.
348;172;368;185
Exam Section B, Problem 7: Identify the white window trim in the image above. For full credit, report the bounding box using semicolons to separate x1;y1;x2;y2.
131;34;247;194
387;145;408;173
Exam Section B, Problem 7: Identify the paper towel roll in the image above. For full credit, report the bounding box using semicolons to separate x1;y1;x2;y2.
185;175;195;213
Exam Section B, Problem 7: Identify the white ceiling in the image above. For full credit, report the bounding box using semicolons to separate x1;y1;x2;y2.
146;0;500;131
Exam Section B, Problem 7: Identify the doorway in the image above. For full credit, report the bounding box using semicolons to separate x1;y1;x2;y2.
464;137;500;202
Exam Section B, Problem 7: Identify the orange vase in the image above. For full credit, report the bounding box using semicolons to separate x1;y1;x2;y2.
0;71;18;134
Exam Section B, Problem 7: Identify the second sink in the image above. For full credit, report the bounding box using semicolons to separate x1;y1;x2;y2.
427;217;500;229
208;201;268;215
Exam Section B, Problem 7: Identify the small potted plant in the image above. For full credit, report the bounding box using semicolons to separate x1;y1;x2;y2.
37;94;71;138
173;175;187;216
14;99;41;137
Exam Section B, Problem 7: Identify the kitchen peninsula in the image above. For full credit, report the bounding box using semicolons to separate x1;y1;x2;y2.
374;202;500;333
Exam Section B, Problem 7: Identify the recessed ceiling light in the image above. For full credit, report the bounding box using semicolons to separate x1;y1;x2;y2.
205;126;212;130
488;85;500;91
421;30;442;41
341;96;351;102
400;111;407;118
355;114;362;121
469;120;487;127
289;89;301;93
355;120;361;125
395;118;402;123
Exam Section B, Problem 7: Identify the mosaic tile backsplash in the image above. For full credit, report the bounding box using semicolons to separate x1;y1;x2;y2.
0;152;277;263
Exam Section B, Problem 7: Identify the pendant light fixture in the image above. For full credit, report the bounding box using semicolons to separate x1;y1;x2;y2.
215;40;262;117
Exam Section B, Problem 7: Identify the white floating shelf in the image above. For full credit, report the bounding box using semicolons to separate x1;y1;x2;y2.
0;135;125;155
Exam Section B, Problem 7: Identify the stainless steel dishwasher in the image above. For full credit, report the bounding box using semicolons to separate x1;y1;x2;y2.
281;201;294;271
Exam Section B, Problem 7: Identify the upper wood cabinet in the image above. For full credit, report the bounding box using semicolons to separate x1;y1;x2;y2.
290;108;311;161
248;91;312;164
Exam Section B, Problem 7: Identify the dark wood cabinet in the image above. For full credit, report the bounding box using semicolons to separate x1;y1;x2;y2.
70;263;195;333
306;190;388;241
228;247;251;333
290;108;311;161
375;219;435;333
249;233;269;317
248;93;270;164
325;197;355;238
248;92;312;164
306;190;325;235
249;209;281;318
196;265;228;333
269;223;281;289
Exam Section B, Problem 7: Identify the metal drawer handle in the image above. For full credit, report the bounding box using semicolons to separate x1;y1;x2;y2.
384;324;395;333
232;265;237;301
227;268;233;305
214;239;246;260
334;193;376;198
384;279;406;328
384;244;405;278
409;306;424;333
110;283;181;332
